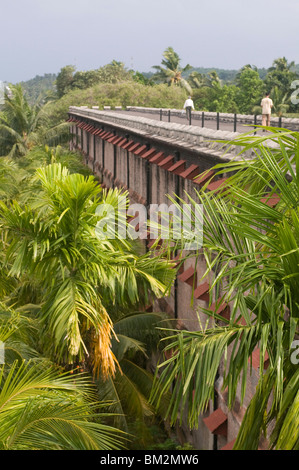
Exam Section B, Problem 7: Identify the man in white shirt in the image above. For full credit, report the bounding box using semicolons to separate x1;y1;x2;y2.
261;92;273;127
183;96;195;121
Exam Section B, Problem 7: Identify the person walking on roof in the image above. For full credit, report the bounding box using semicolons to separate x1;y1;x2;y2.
183;96;194;122
261;92;273;128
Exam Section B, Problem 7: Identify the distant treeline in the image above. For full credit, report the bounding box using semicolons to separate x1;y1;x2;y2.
19;73;57;104
183;67;268;82
17;67;272;102
12;49;299;117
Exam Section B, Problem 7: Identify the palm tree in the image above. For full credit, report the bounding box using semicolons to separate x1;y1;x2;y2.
265;57;297;97
0;361;128;450
0;157;21;201
0;304;127;450
187;71;207;89
0;154;176;448
187;70;222;92
270;85;290;116
269;57;295;73
0;84;37;156
0;85;70;157
0;162;175;379
151;127;299;450
152;47;192;94
206;70;222;89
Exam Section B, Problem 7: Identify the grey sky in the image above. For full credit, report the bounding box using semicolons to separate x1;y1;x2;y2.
1;0;299;83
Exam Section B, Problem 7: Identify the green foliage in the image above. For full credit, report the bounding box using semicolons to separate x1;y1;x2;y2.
0;85;71;157
0;83;39;156
132;71;154;86
270;86;290;117
187;58;299;114
0;304;127;450
188;59;299;114
152;47;192;94
186;65;257;112
186;66;268;83
151;127;299;449
97;60;134;84
56;65;76;98
19;73;57;105
46;81;188;126
264;57;296;96
127;422;190;450
235;66;265;113
0;154;175;376
71;69;102;90
55;61;134;99
211;85;239;113
5;50;299;451
17;53;299;119
0;361;127;450
0;144;176;448
95;310;173;436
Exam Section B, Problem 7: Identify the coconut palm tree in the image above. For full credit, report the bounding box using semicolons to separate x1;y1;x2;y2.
206;70;222;89
269;57;295;75
188;70;222;91
151;127;299;450
152;47;192;94
187;71;207;89
0;85;69;157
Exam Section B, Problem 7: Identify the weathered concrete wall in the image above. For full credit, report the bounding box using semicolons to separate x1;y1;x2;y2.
68;107;271;451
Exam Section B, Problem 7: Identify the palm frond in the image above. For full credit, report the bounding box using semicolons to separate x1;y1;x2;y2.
0;360;127;450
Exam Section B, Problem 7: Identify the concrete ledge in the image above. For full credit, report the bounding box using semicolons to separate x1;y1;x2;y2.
69;106;242;157
69;106;281;163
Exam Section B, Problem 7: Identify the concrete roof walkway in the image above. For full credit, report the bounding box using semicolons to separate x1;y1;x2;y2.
113;108;288;136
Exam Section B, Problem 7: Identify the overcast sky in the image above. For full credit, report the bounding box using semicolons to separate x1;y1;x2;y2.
1;0;299;83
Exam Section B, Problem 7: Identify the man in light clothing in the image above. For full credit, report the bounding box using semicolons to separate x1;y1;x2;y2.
261;92;273;128
183;96;195;121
